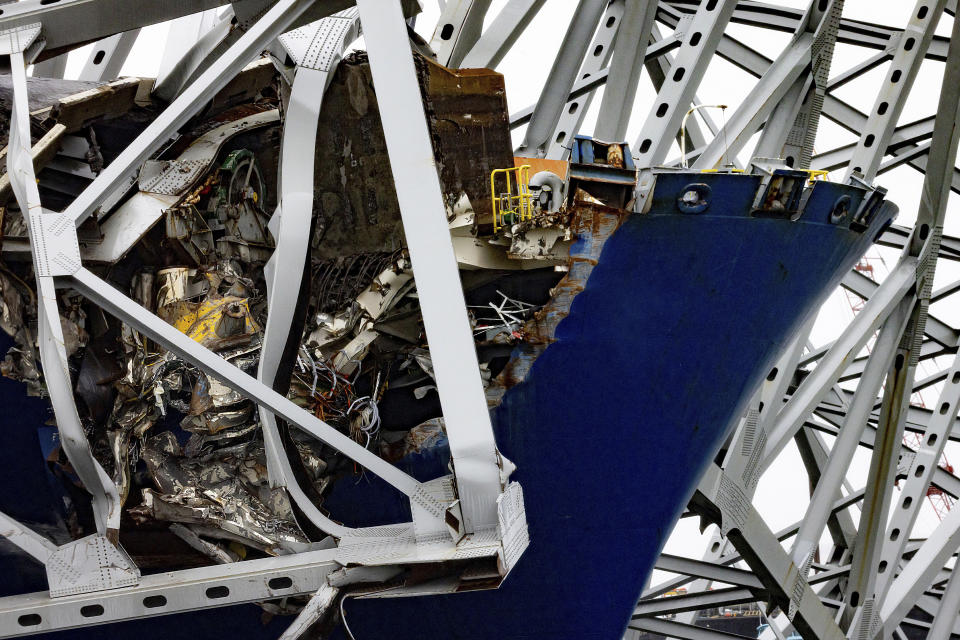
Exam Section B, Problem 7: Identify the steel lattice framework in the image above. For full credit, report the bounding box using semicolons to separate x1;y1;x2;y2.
0;1;959;639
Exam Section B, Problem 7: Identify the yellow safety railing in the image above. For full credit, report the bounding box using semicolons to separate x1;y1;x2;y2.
491;165;533;232
805;169;830;183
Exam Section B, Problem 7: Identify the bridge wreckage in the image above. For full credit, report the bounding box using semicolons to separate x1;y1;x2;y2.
1;1;960;639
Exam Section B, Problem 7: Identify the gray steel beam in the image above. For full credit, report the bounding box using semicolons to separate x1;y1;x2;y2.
0;548;340;637
844;0;947;183
630;617;762;640
460;0;545;69
259;11;362;539
546;0;624;159
66;268;435;506
632;0;737;171
4;28;122;536
790;297;913;573
595;0;658;142
844;301;922;634
357;0;503;532
652;554;765;590
429;0;493;68
878;504;960;637
840;268;958;348
77;30;140;82
662;0;950;59
515;0;607;158
634;587;759;617
693;464;845;640
0;0;234;55
763;256;917;467
927;560;960;638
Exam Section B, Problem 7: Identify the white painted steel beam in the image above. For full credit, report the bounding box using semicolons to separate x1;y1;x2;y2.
258;11;362;539
430;0;493;68
763;256;917;467
844;0;948;183
0;548;340;637
77;30;141;82
545;0;624;159
66;268;439;511
64;0;326;227
595;0;658;142
356;0;503;533
515;0;608;158
632;0;737;170
4;30;122;536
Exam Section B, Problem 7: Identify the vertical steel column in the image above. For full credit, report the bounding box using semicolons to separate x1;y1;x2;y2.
515;0;607;158
844;300;921;633
258;12;361;539
78;30;141;82
356;0;503;533
595;0;657;143
871;351;960;602
752;0;844;170
789;297;912;573
782;0;843;170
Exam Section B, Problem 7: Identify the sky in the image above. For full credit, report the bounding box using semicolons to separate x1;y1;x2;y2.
46;0;960;595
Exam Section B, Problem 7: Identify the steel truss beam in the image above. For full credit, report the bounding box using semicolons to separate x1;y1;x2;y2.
0;548;341;637
515;0;607;158
0;7;529;637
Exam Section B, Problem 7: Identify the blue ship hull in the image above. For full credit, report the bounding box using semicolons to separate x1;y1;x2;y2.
333;173;894;639
0;173;893;639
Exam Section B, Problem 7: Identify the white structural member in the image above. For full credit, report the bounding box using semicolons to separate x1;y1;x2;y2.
2;1;960;639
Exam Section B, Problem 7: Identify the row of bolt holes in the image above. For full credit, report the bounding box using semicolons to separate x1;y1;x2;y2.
16;577;294;627
877;369;960;568
637;3;929;159
636;0;720;155
553;13;621;146
870;365;957;580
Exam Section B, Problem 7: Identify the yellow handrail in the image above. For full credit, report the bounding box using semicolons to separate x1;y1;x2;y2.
491;165;533;232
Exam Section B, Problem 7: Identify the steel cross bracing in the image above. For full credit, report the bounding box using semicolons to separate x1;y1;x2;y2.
1;0;960;638
0;1;528;637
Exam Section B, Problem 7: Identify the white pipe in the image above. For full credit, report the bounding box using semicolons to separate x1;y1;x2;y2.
680;104;726;169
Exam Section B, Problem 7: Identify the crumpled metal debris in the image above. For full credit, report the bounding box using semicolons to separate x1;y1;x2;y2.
0;55;558;586
132;431;307;553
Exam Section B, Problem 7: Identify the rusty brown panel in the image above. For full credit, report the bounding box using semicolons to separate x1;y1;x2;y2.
311;53;514;258
415;57;515;219
487;203;628;407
